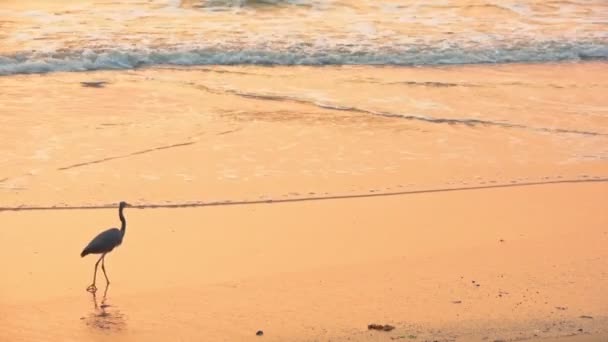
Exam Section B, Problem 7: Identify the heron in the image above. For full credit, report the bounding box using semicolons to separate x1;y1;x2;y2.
81;201;129;293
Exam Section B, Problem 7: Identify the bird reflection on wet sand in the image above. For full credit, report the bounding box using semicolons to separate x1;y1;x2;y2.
81;285;126;332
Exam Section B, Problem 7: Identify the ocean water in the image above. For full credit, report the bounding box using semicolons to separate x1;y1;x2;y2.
0;0;607;74
0;0;607;208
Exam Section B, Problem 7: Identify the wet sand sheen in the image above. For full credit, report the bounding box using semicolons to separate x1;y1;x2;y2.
0;63;607;208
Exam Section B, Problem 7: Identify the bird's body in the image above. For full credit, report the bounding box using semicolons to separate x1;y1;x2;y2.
81;201;129;293
81;228;123;257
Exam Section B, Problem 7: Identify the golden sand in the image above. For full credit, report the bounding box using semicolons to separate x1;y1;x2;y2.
1;183;607;341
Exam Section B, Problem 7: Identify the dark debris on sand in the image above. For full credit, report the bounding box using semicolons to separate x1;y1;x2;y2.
368;324;395;331
80;81;109;88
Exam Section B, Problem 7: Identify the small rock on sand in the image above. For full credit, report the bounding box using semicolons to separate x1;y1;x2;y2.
256;330;264;336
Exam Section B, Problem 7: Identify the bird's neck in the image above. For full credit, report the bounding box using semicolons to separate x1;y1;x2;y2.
119;206;126;236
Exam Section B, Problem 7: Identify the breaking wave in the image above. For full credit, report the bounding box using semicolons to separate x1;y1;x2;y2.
1;40;607;76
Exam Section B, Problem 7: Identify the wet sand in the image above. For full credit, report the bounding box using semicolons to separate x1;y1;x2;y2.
1;63;607;209
1;62;607;341
1;182;607;341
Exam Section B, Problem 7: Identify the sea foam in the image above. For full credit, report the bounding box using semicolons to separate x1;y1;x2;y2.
0;40;607;76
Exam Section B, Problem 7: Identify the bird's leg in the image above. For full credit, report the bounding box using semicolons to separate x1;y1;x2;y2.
86;254;104;293
91;290;99;309
101;254;110;285
102;283;110;306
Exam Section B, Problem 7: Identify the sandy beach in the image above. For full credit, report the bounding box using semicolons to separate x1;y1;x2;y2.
1;60;608;341
1;182;607;341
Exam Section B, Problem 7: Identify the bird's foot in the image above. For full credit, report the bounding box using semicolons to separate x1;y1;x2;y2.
86;284;98;293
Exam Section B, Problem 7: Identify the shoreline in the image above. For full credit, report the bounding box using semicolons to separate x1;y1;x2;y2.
1;176;607;212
